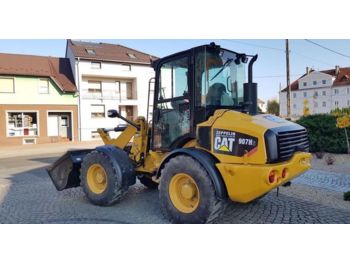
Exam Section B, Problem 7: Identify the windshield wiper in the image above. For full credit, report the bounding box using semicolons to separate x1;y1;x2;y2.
210;58;233;81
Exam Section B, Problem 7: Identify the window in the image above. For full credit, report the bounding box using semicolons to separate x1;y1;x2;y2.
7;112;38;137
347;88;349;94
334;89;339;95
91;62;101;69
154;55;190;149
121;64;131;71
303;92;307;98
293;93;297;98
348;100;350;106
322;101;326;107
127;53;137;59
86;49;95;55
91;104;105;118
314;102;318;108
335;101;339;107
313;81;317;86
38;79;49;94
303;82;307;87
0;77;15;93
322;80;326;85
91;131;100;139
322;90;326;96
314;91;318;97
293;104;296;109
88;81;102;93
126;82;134;99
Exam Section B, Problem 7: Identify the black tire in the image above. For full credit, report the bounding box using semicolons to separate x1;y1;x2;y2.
80;150;129;206
159;155;225;224
138;175;159;189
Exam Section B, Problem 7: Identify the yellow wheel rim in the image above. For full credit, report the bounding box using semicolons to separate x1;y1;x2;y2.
169;173;200;213
86;163;108;194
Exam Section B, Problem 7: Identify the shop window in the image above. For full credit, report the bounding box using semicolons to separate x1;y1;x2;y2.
7;112;38;137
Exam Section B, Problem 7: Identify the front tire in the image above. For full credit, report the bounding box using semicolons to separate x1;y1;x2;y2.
80;150;129;206
159;155;225;223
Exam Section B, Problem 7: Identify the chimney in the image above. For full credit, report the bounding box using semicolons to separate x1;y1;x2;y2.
335;65;340;75
306;67;310;74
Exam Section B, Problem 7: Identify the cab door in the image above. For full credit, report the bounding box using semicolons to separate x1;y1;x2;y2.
152;55;191;150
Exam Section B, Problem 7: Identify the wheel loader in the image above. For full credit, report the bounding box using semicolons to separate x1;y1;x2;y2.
48;42;311;223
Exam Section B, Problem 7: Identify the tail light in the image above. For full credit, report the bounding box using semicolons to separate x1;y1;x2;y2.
282;168;287;179
268;170;276;183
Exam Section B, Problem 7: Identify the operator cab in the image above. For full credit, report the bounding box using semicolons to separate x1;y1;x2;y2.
151;43;257;151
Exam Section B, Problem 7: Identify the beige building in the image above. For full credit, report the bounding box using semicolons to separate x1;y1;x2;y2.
280;66;350;119
0;53;78;145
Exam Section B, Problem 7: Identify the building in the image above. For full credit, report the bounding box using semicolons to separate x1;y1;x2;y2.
65;40;157;141
0;53;78;145
279;66;350;119
257;98;267;112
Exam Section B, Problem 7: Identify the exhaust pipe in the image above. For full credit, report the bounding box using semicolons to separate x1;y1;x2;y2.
243;54;258;115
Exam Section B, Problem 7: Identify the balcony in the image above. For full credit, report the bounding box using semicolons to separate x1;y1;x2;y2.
81;91;138;104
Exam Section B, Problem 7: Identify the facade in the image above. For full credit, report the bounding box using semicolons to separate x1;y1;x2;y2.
0;53;78;145
280;66;350;119
66;40;157;141
257;98;267;112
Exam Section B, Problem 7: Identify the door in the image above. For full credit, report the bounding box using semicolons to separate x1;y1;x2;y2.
48;115;59;136
48;113;72;140
153;55;191;149
59;115;70;138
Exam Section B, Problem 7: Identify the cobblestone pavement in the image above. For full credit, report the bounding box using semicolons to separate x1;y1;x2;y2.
293;169;350;192
0;154;349;224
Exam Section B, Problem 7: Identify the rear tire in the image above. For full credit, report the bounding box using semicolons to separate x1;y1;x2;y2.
159;155;225;223
80;150;129;206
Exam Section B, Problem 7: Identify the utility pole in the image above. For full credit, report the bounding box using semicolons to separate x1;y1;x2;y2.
285;39;291;119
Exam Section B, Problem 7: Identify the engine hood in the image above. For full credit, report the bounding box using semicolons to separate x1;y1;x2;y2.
196;110;307;164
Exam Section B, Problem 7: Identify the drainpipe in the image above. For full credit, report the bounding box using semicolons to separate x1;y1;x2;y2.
76;57;82;141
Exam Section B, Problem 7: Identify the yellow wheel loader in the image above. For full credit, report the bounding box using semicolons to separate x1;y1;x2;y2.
48;43;311;223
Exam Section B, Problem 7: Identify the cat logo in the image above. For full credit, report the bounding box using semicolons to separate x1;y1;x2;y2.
213;128;259;156
214;130;236;153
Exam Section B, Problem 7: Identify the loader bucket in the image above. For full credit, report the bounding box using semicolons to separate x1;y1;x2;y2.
47;149;93;191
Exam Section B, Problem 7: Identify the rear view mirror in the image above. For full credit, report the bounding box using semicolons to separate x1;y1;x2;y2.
108;109;120;118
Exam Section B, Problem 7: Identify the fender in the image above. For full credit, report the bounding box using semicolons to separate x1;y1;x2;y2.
96;145;136;187
156;148;228;199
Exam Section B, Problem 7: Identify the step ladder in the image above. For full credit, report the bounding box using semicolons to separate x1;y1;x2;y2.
147;77;155;122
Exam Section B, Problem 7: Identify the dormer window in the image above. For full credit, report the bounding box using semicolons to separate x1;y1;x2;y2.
127;53;137;59
86;49;96;55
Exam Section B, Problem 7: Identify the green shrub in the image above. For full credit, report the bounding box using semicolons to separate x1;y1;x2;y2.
296;114;349;153
344;191;350;201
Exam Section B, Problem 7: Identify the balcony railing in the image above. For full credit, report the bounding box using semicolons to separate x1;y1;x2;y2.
81;91;137;101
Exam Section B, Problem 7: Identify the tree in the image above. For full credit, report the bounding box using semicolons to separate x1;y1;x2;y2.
267;100;279;116
303;99;310;116
331;107;350;154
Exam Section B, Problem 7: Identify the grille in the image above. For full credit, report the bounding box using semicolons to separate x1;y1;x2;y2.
277;129;309;161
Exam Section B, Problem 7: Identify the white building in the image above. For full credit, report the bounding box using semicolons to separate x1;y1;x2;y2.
65;40;157;141
280;66;350;119
257;98;267;112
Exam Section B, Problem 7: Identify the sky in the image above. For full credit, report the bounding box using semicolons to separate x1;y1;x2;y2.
1;39;350;102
